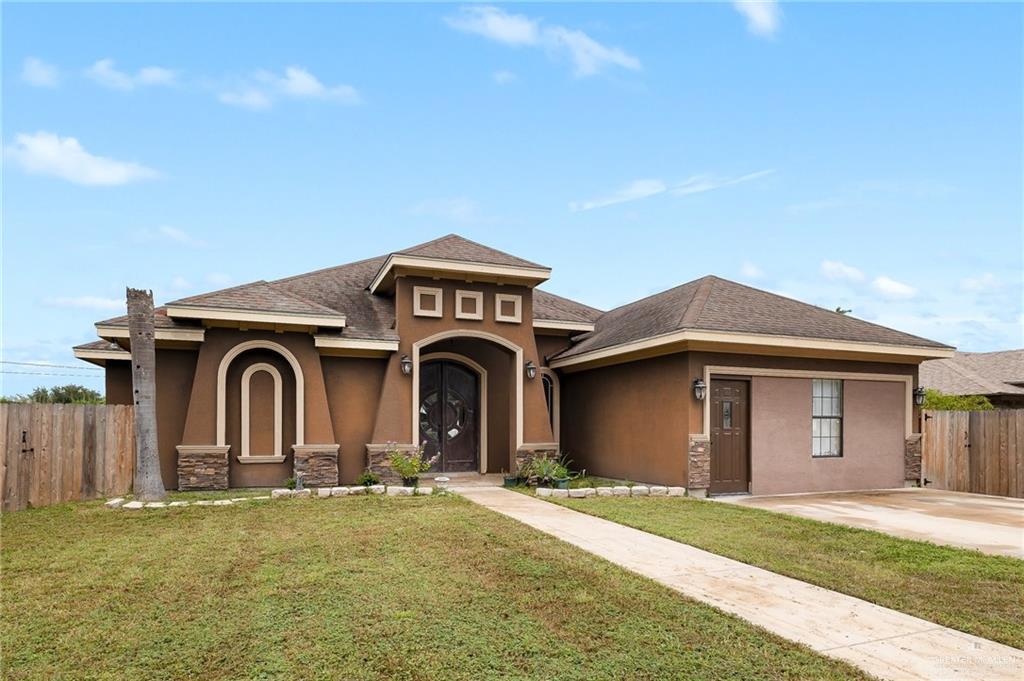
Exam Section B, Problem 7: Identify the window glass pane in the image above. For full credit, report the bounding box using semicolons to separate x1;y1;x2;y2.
723;401;732;429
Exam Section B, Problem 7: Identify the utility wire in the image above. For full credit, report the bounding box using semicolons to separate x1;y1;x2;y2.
1;371;105;378
1;360;102;371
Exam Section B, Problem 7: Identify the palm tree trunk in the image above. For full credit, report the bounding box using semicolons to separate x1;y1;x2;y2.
127;288;166;501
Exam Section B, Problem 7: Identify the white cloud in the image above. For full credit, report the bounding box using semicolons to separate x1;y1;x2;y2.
740;262;763;279
170;276;191;291
493;69;517;84
85;58;177;90
22;57;59;87
671;169;774;196
409;197;491;224
45;296;123;311
570;169;772;212
544;26;642;77
570;179;666;212
218;88;272;111
733;1;781;38
820;260;865;282
206;272;233;287
220;66;360;110
5;131;159;186
445;6;540;45
960;273;1000;293
872;275;917;299
446;6;640;77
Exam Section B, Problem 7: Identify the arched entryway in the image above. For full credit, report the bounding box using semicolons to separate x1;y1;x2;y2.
418;356;484;472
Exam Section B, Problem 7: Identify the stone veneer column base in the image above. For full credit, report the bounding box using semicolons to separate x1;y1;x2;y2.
515;443;559;475
687;434;711;497
176;445;231;491
904;434;922;487
292;444;340;487
365;444;419;484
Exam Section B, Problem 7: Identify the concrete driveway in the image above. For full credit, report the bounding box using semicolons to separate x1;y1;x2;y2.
719;488;1024;559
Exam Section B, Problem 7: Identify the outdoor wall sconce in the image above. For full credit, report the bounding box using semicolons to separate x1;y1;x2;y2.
525;361;537;380
693;378;707;401
400;355;412;376
913;386;926;407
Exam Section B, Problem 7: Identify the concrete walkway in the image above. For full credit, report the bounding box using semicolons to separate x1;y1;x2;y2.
459;487;1023;681
718;488;1024;558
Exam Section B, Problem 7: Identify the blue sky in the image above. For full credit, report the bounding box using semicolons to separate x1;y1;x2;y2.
2;2;1022;395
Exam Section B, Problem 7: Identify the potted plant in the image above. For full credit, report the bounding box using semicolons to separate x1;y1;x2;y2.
387;441;438;487
502;469;518;488
551;462;572;489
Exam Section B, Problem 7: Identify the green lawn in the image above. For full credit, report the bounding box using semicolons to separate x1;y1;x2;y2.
1;495;867;680
548;495;1024;649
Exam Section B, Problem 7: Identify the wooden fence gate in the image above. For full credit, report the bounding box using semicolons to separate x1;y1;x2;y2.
922;409;1023;498
1;403;135;511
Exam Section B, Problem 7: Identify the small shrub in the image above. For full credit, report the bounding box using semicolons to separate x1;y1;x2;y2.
387;441;437;482
356;470;381;487
922;389;994;411
284;477;297;490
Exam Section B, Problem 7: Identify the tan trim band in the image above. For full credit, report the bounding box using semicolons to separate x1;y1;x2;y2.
166;305;345;329
532;319;596;333
412;329;524;453
240;362;282;458
550;328;953;369
96;325;205;343
217;340;305;448
369;254;551;293
313;336;399;352
73;346;131;363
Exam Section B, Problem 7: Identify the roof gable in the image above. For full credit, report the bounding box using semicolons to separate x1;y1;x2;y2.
396;234;547;269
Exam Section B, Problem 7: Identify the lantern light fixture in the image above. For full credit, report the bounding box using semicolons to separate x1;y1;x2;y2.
400;355;413;376
913;386;926;407
525;360;537;380
693;378;707;401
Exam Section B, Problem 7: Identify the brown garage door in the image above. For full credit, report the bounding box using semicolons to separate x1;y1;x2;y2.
710;379;750;494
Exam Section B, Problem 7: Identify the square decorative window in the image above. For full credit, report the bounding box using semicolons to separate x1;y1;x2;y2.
495;293;522;323
811;379;843;457
413;286;443;318
455;290;484;321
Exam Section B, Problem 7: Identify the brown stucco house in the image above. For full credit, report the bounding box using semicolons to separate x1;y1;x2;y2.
74;234;955;496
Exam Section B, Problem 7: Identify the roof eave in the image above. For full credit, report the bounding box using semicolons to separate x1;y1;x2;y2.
165;304;346;329
550;329;955;371
368;254;552;293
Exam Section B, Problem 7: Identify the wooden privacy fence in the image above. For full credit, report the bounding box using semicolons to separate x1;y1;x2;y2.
922;409;1023;498
1;403;134;511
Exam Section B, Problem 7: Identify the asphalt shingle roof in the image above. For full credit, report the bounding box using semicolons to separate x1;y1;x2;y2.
920;350;1024;396
89;237;948;354
555;275;951;358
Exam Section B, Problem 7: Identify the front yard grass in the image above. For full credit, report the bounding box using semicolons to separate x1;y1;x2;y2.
549;495;1024;649
1;494;868;680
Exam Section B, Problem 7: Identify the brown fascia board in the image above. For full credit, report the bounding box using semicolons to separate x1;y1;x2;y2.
368;254;552;293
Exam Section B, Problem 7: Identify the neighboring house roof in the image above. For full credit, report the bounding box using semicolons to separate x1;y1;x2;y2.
555;275;951;359
920;350;1024;397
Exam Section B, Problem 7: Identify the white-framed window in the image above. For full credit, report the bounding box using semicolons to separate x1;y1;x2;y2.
494;293;522;323
455;290;483;320
812;378;843;457
413;286;443;318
